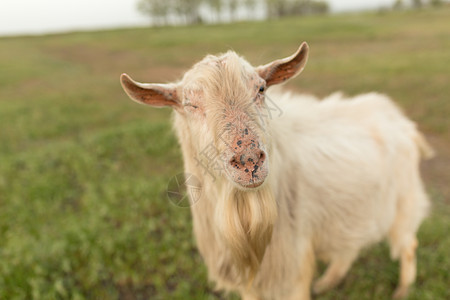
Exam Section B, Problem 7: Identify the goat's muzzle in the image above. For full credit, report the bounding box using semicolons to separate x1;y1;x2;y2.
226;146;268;189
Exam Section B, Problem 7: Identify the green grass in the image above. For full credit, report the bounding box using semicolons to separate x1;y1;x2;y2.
1;7;449;300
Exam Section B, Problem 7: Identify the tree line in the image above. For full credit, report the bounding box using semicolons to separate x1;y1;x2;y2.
138;0;329;26
393;0;445;9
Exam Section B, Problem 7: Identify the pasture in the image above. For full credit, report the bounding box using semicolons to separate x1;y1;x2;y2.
0;7;449;300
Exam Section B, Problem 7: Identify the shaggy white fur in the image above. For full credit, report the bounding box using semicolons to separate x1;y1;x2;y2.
121;43;432;299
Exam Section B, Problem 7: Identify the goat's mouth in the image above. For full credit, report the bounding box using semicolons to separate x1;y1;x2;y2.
230;171;268;190
240;178;265;189
224;150;269;190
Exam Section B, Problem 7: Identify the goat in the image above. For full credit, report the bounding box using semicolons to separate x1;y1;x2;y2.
120;42;432;299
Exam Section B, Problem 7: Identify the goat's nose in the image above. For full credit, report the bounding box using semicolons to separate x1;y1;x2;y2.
229;150;266;172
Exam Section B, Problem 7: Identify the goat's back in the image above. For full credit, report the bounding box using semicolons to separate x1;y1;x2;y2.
268;91;429;260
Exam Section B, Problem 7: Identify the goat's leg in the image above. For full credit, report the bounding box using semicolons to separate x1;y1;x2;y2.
392;237;418;299
388;192;422;299
286;242;315;300
241;292;259;300
312;252;357;295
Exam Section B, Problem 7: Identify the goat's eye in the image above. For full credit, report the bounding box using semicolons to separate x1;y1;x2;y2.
184;103;198;109
259;86;265;93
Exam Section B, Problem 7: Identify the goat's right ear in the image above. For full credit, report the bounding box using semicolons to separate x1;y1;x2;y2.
120;73;181;110
256;42;309;87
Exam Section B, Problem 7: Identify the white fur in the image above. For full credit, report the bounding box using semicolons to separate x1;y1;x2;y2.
174;90;430;299
121;47;431;299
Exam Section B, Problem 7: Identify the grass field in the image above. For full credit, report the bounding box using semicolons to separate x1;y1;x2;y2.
1;7;449;300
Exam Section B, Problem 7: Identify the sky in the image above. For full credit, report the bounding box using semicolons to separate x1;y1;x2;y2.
0;0;398;36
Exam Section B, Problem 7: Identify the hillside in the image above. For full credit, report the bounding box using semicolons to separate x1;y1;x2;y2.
0;8;449;299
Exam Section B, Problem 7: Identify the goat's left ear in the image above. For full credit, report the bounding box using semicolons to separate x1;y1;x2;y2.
256;42;309;87
120;73;181;110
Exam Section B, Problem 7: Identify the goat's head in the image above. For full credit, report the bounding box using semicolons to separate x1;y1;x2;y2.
121;43;309;189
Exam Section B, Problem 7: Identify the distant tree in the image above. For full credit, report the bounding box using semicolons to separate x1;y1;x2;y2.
138;0;203;25
266;0;288;18
137;0;171;26
412;0;423;8
208;0;223;22
266;0;329;18
138;0;330;26
244;0;258;19
429;0;443;6
228;0;240;21
304;0;329;15
173;0;203;24
393;0;404;10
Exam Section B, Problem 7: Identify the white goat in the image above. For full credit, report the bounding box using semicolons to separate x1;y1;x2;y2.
120;42;432;299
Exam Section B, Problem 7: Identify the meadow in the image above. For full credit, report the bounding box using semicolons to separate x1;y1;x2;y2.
0;7;449;300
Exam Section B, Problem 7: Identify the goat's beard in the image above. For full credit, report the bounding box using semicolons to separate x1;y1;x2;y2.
216;181;278;284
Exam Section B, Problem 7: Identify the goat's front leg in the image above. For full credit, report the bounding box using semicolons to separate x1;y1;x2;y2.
241;291;259;300
286;242;315;300
240;242;315;300
392;237;418;299
313;251;358;295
